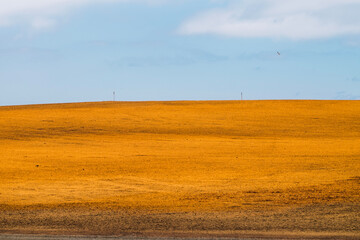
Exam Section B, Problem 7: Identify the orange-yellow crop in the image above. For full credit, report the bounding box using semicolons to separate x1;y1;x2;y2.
0;100;359;212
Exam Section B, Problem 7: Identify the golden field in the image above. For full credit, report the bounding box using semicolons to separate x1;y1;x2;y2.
0;100;359;238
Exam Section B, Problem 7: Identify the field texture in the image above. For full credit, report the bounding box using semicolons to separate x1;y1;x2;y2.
0;100;359;239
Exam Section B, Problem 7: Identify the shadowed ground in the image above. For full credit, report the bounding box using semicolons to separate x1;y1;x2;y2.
0;100;359;239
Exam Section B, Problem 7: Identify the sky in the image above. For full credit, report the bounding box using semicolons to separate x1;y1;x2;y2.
1;0;360;105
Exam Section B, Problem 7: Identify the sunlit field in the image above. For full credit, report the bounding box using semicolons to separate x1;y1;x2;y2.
0;100;359;238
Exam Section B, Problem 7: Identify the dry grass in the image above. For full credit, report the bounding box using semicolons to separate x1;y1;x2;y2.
0;100;359;237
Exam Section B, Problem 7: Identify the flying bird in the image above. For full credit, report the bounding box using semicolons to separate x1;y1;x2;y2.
277;51;281;56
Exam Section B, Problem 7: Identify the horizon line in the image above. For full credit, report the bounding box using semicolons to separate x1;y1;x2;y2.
1;99;358;108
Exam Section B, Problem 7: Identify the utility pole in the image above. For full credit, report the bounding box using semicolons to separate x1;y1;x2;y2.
241;92;243;101
113;91;115;101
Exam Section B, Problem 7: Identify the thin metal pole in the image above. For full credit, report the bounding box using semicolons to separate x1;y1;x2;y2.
113;91;115;101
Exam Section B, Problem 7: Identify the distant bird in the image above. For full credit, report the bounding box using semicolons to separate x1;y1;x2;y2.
277;51;281;56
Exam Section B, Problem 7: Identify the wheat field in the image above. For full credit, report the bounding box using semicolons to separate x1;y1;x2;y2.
0;100;359;238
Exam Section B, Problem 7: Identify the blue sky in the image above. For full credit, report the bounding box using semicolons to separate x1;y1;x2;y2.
1;0;360;105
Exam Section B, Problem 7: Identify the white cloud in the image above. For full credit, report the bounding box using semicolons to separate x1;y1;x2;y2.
0;0;86;28
178;0;360;40
0;0;169;30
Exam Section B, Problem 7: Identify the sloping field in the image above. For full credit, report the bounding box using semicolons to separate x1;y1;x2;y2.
0;100;359;238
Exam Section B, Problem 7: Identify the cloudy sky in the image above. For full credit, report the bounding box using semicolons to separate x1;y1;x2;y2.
1;0;360;105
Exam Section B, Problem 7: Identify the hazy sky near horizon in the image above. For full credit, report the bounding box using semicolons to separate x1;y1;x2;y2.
1;0;360;105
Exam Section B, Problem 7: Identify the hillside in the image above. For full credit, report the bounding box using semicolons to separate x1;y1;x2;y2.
0;100;359;238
